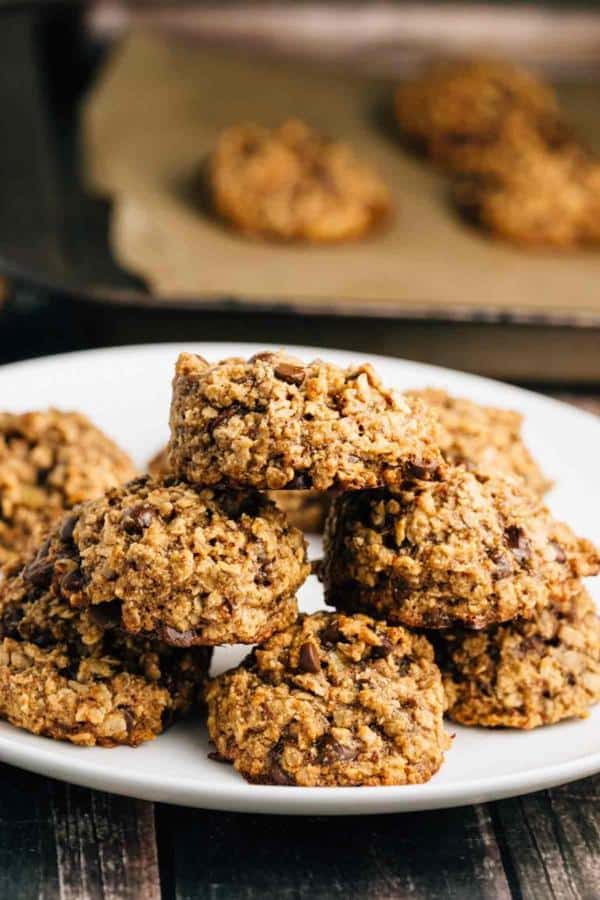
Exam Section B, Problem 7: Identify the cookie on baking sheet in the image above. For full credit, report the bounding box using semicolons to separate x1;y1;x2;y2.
406;388;550;496
453;109;600;247
0;409;136;573
0;564;211;747
437;585;600;728
168;351;443;492
394;58;561;170
205;611;450;786
321;466;599;629
209;119;392;243
23;475;308;647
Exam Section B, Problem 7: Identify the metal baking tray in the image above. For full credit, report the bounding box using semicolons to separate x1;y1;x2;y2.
3;1;600;328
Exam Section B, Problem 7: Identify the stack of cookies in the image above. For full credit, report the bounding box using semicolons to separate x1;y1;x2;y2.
0;351;598;789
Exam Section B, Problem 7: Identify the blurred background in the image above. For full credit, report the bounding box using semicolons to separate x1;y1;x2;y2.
2;0;600;386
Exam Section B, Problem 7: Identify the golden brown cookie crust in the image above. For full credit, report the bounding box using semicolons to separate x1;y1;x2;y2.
395;58;560;170
406;388;551;496
437;586;600;728
168;351;443;492
27;476;308;646
0;567;211;747
0;409;136;571
205;611;450;786
322;467;599;629
210;119;392;243
453;109;600;247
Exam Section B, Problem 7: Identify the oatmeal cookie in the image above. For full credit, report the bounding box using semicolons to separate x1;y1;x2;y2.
0;410;135;572
168;351;443;491
322;467;599;629
453;110;600;247
206;611;450;786
209;119;392;243
395;58;561;170
24;476;308;646
406;388;550;495
0;564;211;747
437;585;600;728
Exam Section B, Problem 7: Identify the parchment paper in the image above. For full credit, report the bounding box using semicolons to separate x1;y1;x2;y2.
82;33;600;321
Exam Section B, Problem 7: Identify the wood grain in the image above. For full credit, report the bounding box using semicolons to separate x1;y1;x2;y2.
490;775;600;900
157;803;511;899
0;764;160;900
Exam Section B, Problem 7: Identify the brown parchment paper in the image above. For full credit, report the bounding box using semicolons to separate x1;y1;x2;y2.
82;33;600;322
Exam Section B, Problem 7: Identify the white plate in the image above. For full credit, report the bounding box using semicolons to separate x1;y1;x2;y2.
0;342;598;816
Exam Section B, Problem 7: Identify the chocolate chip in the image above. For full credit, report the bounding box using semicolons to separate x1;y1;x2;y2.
505;525;531;565
23;559;54;588
371;636;393;659
206;405;243;435
298;641;321;674
268;758;295;786
89;600;122;629
59;514;78;543
60;570;84;597
162;626;198;648
405;459;439;480
551;541;567;564
37;538;51;559
317;733;357;764
274;362;305;386
319;624;345;647
30;631;54;649
123;504;157;535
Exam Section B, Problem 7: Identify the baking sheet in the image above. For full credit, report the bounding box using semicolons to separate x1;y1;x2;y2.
82;32;600;322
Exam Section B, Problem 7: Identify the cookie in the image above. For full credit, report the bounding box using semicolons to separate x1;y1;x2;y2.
395;58;561;171
25;476;308;647
406;388;550;495
149;446;330;534
0;564;211;747
321;467;599;629
437;585;600;728
0;410;136;572
205;611;450;786
168;351;443;491
453;109;600;247
209;119;392;242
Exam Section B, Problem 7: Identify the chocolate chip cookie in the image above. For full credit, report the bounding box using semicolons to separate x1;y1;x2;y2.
321;467;599;629
406;388;550;495
0;564;211;747
395;58;561;171
437;585;600;728
168;351;443;491
453;109;600;247
25;476;308;647
205;611;450;786
210;119;392;242
0;409;136;572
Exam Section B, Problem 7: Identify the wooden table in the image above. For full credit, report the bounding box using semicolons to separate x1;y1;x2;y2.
0;294;599;899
